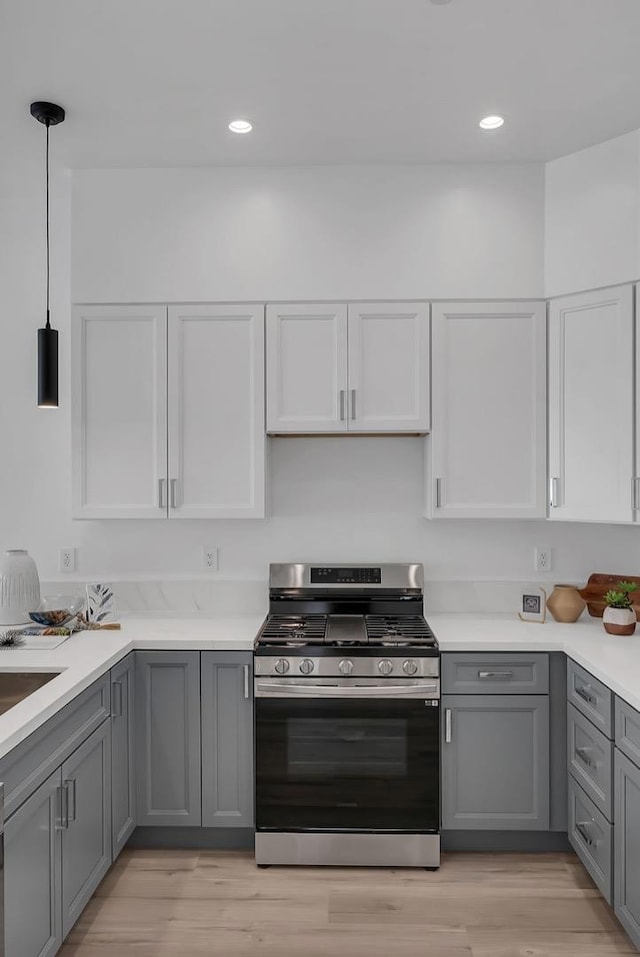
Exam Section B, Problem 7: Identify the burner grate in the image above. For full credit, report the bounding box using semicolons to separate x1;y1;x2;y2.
258;614;327;644
365;615;436;645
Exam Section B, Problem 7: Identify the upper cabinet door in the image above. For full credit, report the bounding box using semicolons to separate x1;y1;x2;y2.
167;305;265;519
72;305;168;519
548;285;634;523
429;302;546;519
347;303;430;433
266;304;348;432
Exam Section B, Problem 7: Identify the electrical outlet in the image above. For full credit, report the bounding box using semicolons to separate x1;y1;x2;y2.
59;548;76;573
535;546;551;573
202;547;218;572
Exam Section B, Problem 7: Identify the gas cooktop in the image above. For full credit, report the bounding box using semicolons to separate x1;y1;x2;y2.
255;613;437;648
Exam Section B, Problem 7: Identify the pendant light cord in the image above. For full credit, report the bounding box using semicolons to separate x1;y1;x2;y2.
45;119;50;329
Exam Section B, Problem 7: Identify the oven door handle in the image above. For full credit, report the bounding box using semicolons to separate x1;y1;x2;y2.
255;680;439;698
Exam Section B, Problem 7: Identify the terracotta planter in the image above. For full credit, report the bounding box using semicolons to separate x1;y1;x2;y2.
603;606;637;636
546;584;586;623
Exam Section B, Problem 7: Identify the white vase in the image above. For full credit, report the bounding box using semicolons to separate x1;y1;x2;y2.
603;606;637;637
0;550;41;626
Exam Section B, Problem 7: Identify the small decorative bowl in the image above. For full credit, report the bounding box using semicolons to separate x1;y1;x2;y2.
29;595;85;627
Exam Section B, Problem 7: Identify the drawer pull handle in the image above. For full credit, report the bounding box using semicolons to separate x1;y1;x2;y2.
478;671;514;680
575;685;596;707
576;822;596;847
576;746;595;768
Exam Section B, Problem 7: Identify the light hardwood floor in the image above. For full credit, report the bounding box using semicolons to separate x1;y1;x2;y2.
61;850;635;957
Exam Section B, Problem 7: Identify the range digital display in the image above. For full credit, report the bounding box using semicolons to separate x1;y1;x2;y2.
310;567;382;584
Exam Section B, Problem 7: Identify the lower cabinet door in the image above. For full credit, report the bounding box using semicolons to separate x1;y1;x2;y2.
111;653;136;856
61;720;112;938
442;694;550;830
201;652;254;827
615;748;640;949
5;771;63;957
135;651;202;826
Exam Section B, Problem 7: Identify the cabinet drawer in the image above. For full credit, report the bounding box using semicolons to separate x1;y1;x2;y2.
441;653;548;694
568;776;612;904
615;697;640;767
567;704;613;820
567;660;613;738
0;674;110;818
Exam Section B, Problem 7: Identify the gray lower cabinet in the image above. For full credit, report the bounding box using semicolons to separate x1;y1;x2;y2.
442;694;550;830
615;748;640;949
5;719;112;957
135;651;201;826
111;653;136;855
61;718;112;937
5;771;62;957
201;652;254;827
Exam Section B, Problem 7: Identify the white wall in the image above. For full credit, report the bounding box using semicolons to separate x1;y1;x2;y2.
545;130;640;298
71;165;544;302
3;151;640;593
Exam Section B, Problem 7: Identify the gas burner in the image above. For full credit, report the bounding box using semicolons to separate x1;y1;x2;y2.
257;614;327;645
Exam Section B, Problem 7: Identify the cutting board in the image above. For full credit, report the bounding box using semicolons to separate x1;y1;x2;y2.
577;573;640;619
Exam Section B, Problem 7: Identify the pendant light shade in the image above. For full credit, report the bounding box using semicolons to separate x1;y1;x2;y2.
31;101;65;409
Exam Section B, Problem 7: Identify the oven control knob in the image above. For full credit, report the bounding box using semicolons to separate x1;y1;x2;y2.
403;659;418;676
299;658;314;675
339;659;354;676
378;659;394;676
274;658;290;675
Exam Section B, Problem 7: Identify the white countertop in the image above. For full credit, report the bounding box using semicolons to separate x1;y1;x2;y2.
1;611;640;762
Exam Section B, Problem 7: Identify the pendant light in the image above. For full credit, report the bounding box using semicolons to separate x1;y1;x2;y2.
30;100;65;408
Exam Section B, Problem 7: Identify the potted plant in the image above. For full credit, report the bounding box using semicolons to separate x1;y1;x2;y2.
602;581;638;636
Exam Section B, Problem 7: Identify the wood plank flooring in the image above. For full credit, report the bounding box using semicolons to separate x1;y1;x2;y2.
61;850;636;957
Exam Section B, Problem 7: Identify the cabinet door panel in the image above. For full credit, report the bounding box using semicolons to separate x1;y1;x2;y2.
111;654;136;857
168;305;265;518
61;720;112;938
266;304;348;432
614;749;640;949
430;302;546;518
347;303;429;432
5;771;62;957
135;651;201;826
202;652;254;827
72;305;167;518
548;285;634;523
442;694;549;830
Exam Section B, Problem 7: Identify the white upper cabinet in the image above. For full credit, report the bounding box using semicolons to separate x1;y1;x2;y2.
548;285;634;524
428;302;546;519
266;304;348;432
167;305;265;519
72;305;167;519
72;304;265;520
347;303;430;432
266;302;430;433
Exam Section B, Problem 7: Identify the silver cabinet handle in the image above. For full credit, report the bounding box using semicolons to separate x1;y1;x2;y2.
243;664;250;699
64;778;76;824
339;390;345;421
170;478;179;509
112;680;123;717
549;476;559;508
351;389;357;420
633;477;640;511
576;822;595;847
445;708;452;743
56;784;69;830
576;746;595;768
575;685;596;707
158;478;166;509
435;477;442;509
478;671;514;680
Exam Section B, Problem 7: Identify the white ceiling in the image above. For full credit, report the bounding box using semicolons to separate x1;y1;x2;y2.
3;0;640;167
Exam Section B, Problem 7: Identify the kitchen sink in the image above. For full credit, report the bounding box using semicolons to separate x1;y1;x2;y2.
0;672;61;715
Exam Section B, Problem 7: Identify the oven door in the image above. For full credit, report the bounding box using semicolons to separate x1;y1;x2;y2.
255;679;439;833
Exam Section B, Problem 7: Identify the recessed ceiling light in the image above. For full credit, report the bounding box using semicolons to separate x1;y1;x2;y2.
229;119;253;134
479;115;505;130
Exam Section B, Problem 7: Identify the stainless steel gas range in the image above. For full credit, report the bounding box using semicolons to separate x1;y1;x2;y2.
253;563;440;868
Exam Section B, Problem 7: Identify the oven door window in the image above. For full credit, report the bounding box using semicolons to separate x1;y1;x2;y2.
255;697;439;832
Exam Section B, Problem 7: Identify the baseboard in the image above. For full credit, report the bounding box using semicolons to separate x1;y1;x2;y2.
126;827;255;850
441;830;570;852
